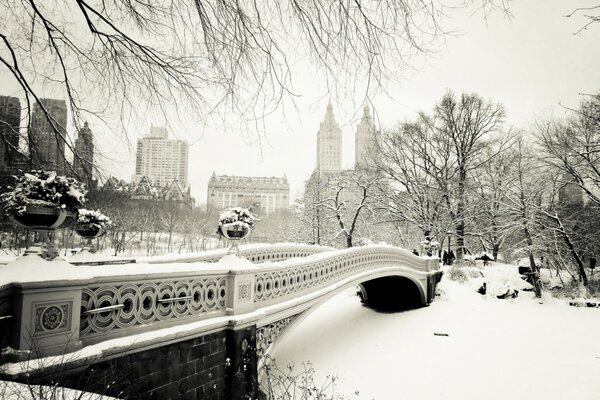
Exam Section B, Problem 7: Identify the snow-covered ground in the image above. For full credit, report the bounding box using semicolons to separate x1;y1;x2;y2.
271;270;600;400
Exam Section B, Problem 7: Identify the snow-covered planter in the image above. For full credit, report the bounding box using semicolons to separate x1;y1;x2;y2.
217;207;258;240
74;209;111;239
1;170;86;230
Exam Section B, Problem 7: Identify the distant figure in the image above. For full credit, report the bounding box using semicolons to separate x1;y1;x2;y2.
590;256;597;270
412;249;419;256
448;250;455;265
442;250;448;265
481;253;492;267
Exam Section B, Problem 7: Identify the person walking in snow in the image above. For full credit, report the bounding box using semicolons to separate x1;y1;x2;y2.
448;250;455;265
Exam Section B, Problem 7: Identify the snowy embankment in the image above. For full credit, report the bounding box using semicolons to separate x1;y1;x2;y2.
272;263;600;400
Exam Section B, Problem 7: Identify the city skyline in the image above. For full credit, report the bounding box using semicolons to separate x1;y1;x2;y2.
0;1;598;204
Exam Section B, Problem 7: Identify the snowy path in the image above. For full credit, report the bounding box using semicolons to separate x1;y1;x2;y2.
272;285;600;400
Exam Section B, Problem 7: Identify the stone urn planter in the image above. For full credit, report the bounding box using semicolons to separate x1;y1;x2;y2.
10;206;74;230
1;170;87;260
73;209;111;253
218;207;258;255
220;222;250;240
74;224;105;239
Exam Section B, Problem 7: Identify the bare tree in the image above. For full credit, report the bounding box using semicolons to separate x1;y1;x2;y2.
316;169;382;248
538;93;600;205
503;137;546;297
469;145;519;260
376;119;454;247
428;91;508;260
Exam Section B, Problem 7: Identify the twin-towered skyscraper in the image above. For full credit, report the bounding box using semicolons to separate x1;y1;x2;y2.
315;101;377;175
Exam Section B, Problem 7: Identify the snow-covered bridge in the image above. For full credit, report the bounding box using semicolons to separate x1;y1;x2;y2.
0;243;442;399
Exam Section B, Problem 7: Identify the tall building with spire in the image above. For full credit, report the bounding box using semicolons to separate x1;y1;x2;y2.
73;122;95;186
355;103;377;168
316;101;342;174
134;126;189;187
30;98;68;174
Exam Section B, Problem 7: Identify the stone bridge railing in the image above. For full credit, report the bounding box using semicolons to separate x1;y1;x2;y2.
0;245;439;364
70;243;334;266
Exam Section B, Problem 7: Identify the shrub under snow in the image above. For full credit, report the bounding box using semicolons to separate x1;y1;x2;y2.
1;170;86;215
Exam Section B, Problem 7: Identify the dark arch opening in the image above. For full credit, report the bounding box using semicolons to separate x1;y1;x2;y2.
358;276;423;312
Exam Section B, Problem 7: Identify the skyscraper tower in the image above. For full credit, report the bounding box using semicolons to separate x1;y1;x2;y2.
73;122;95;186
134;126;189;187
316;100;342;174
355;103;376;168
0;96;21;170
30;98;68;174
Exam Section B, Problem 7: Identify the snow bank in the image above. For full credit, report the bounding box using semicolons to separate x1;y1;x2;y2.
273;273;600;400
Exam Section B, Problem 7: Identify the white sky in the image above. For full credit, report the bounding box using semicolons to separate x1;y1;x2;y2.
1;1;599;205
178;0;600;204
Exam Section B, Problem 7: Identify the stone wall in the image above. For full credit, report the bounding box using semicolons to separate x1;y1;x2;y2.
20;327;257;400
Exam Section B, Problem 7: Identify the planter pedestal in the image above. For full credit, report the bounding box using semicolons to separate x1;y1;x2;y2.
9;207;75;260
220;223;250;255
74;224;105;253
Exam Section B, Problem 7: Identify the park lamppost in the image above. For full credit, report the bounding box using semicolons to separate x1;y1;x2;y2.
446;230;453;253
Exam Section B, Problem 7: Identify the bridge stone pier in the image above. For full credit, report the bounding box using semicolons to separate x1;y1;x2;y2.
0;243;442;399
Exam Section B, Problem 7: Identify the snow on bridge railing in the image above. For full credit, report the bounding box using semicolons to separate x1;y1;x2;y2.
69;243;334;266
0;244;438;362
251;245;439;304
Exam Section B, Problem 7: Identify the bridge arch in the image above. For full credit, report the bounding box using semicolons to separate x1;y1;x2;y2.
257;266;429;361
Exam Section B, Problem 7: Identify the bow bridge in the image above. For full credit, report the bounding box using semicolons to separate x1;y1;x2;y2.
0;243;442;399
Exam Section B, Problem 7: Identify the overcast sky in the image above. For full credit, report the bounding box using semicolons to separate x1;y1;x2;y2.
168;0;599;204
1;1;599;205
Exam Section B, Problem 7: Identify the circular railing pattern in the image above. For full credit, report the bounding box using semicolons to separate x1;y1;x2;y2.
256;315;298;357
80;276;227;337
255;247;428;303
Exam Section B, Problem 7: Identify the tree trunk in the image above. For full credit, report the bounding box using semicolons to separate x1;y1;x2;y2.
556;218;588;287
492;243;500;261
523;224;542;298
455;167;467;260
346;235;353;248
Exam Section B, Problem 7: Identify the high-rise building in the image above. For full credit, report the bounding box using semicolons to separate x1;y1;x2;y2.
558;173;585;207
0;96;21;171
73;122;95;186
30;98;68;174
207;173;289;215
355;104;377;168
134;126;189;187
316;101;342;174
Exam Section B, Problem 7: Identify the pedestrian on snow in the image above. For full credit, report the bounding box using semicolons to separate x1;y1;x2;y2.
481;253;492;266
442;250;448;265
412;249;419;256
448;250;455;265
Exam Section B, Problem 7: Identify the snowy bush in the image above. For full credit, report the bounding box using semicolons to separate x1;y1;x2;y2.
1;170;87;215
76;209;112;230
447;265;481;283
260;357;358;400
218;206;258;230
